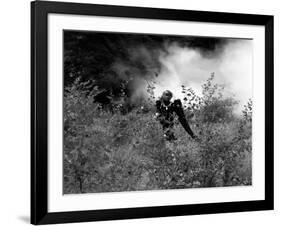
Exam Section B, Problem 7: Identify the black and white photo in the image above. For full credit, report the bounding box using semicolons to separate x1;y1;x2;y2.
31;2;273;224
63;31;253;194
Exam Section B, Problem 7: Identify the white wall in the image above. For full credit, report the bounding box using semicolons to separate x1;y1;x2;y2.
0;0;279;225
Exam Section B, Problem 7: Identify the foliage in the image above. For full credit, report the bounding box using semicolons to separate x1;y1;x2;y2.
63;73;252;193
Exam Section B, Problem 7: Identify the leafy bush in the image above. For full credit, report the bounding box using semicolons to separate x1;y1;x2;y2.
63;73;252;193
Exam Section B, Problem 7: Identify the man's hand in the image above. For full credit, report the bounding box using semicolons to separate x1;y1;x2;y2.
154;113;161;120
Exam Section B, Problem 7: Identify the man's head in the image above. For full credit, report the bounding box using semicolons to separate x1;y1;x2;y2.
161;90;173;102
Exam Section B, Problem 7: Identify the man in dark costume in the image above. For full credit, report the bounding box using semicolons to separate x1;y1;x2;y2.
155;90;195;141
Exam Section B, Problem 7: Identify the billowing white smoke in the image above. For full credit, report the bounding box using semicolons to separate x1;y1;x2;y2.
153;40;253;113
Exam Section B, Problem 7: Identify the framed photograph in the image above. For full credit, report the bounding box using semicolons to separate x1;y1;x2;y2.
31;0;274;224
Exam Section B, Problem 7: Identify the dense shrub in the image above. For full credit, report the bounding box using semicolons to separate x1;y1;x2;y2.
63;74;252;193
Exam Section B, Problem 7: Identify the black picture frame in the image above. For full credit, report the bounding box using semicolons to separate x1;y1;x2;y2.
31;0;274;224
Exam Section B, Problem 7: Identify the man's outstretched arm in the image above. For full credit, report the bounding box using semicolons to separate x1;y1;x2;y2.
174;99;195;138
